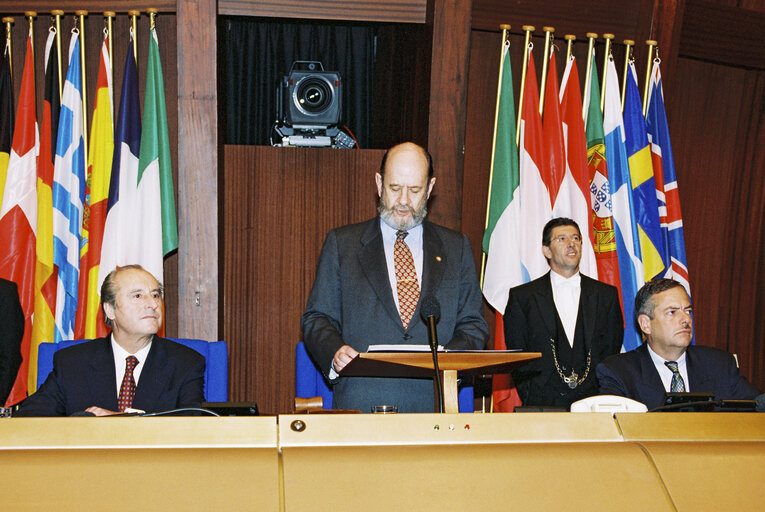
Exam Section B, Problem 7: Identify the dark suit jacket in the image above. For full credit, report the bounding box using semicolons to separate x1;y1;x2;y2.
301;218;489;413
0;279;24;405
504;272;623;407
596;343;761;410
15;336;205;416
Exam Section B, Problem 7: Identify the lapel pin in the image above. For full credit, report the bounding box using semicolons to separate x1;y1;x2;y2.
436;256;442;262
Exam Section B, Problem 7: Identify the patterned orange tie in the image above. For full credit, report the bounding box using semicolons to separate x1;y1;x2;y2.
118;356;138;412
394;230;420;329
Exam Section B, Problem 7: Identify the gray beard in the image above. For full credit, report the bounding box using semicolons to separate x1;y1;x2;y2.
378;201;428;231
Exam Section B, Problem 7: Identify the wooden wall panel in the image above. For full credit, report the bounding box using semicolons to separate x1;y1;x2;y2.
222;145;384;413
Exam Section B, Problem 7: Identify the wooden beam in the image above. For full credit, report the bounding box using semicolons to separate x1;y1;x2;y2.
219;0;426;23
177;0;219;341
426;0;472;231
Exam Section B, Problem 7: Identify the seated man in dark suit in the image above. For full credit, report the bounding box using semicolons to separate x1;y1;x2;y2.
596;278;760;410
0;278;24;406
15;265;205;417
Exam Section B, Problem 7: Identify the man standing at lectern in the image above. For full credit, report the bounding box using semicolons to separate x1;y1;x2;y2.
504;218;623;408
301;142;489;412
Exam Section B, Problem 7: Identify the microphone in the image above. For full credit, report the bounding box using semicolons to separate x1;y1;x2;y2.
420;296;444;413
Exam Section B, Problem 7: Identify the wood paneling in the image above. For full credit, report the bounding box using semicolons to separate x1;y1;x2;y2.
218;0;426;23
177;0;218;342
222;145;384;413
1;2;175;14
679;0;765;70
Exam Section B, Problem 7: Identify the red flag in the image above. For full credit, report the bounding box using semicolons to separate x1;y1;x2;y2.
541;50;565;206
0;33;38;405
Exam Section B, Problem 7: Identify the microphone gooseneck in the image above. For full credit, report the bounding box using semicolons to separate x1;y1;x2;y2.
420;296;444;413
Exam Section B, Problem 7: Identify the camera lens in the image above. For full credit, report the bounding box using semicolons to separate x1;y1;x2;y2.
295;77;333;115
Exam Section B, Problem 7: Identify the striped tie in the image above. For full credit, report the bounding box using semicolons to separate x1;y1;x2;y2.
394;230;420;329
664;361;686;392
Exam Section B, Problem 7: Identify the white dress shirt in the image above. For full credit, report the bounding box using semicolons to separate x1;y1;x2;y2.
647;343;690;392
550;270;581;347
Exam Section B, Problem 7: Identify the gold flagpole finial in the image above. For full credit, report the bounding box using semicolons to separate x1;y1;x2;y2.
539;27;555;115
129;10;140;63
51;10;64;99
582;33;598;119
600;33;614;112
516;25;535;145
564;34;575;61
2;17;13;79
147;8;158;31
621;39;634;112
643;40;658;116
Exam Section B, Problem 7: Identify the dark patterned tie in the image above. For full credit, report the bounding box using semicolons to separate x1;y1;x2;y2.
118;356;139;412
664;361;686;392
394;230;420;329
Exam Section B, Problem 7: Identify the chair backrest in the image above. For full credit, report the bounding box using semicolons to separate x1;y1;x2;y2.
36;338;228;402
295;341;474;412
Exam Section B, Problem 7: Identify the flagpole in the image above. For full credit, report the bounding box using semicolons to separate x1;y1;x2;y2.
105;12;115;80
147;7;158;30
2;17;12;79
600;33;614;113
564;34;575;61
52;10;63;99
75;11;88;170
129;10;140;63
582;33;597;120
480;25;511;287
621;39;634;111
538;26;554;115
25;12;35;56
516;25;534;145
643;40;657;116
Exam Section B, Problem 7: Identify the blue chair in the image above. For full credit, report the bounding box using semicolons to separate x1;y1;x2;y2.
36;338;228;402
295;341;474;412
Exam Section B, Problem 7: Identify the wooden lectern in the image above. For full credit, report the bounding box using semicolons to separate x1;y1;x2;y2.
340;351;541;413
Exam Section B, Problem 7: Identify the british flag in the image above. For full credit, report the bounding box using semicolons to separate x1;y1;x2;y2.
646;60;691;295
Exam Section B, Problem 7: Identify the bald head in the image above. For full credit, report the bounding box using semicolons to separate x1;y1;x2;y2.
375;142;436;231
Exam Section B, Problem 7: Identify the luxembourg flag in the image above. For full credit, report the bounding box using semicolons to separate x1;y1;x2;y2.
603;55;643;352
52;33;86;342
98;38;141;293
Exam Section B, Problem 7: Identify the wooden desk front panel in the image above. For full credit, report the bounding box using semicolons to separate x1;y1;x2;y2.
0;418;279;511
279;413;672;511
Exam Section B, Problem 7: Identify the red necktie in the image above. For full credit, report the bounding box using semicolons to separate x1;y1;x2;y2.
118;356;138;412
394;230;420;329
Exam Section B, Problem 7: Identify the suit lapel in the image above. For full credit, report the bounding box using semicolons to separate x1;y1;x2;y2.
358;218;402;327
419;222;445;306
579;276;598;350
532;272;557;339
88;338;119;411
637;344;667;406
134;336;169;412
685;346;712;392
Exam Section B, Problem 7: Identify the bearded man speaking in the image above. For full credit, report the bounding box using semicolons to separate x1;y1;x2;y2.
301;142;488;412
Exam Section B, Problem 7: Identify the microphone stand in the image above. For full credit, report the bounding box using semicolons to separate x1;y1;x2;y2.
426;315;444;413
